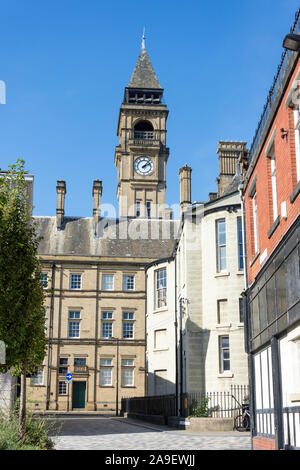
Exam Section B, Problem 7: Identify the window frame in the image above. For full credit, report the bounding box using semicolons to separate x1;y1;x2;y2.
219;335;230;373
123;274;135;291
237;216;244;271
155;267;167;309
102;274;114;291
216;219;227;272
70;273;82;290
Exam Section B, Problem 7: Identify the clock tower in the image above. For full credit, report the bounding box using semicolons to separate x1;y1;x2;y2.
115;34;170;219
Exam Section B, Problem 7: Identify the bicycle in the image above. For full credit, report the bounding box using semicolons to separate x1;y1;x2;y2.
234;405;250;432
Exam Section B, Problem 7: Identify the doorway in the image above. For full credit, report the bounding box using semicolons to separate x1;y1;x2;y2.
72;381;86;409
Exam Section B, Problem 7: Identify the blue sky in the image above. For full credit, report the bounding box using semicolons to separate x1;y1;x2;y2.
0;0;299;216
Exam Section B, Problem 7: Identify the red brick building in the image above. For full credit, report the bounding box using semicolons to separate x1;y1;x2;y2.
242;10;300;450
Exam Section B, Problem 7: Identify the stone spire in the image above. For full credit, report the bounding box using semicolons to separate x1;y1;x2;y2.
128;33;161;90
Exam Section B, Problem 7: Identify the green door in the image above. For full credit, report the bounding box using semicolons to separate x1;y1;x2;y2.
72;382;86;409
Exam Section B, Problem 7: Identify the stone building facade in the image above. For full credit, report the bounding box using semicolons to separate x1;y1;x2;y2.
146;144;249;409
26;40;179;412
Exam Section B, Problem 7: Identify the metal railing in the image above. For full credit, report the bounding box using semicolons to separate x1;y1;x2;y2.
121;394;176;417
283;406;300;450
134;131;154;140
121;385;249;419
249;8;300;162
184;385;249;418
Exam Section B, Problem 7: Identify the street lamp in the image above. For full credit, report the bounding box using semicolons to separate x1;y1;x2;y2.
283;33;300;52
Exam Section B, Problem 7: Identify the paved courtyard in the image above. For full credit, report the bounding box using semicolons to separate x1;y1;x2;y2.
47;415;252;451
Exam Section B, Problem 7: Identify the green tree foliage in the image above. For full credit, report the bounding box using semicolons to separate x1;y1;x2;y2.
0;160;47;437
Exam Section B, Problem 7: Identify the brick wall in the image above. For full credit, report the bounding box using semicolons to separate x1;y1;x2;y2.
245;58;300;285
253;436;276;450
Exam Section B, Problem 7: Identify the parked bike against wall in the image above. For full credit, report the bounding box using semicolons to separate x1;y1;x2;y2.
234;401;251;432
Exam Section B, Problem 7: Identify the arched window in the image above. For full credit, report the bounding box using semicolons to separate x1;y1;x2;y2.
134;120;154;139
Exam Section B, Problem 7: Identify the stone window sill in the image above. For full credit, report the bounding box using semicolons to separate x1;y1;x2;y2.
250;251;260;267
290;180;300;203
153;347;169;352
214;271;230;278
267;215;280;239
218;372;234;378
216;323;231;329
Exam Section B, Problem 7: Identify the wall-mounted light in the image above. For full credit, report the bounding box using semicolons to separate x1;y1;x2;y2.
280;128;288;140
283;33;300;52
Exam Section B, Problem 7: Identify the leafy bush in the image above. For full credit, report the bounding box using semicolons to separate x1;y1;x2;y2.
0;409;58;450
188;397;210;417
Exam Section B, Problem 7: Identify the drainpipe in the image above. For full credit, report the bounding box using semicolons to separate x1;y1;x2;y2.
174;250;179;416
238;184;248;291
46;263;56;410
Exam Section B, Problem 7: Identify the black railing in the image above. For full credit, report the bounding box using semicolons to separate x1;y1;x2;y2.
283;406;300;450
121;394;176;417
184;385;249;418
134;131;154;140
249;9;300;162
121;385;249;419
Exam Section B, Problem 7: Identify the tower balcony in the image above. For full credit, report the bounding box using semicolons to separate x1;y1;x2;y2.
128;130;163;148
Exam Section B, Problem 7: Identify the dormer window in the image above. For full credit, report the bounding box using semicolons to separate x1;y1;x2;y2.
134;120;154;140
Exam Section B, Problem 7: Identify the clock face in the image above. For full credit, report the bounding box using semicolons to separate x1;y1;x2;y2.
134;157;154;176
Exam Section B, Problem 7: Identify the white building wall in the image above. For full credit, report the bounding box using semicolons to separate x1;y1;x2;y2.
146;259;176;396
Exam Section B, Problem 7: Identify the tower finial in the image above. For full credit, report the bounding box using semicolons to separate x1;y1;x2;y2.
141;27;146;50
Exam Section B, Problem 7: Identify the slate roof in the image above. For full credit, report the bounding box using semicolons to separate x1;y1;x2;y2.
128;47;162;89
221;172;243;197
34;217;179;259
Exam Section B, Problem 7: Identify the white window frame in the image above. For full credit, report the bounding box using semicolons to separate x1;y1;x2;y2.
100;362;113;386
270;152;278;221
155;268;167;309
121;365;134;387
293;108;300;182
216;219;226;272
70;274;82;290
252;192;259;254
58;381;67;395
122;313;134;339
102;274;114;291
237;216;244;271
123;275;135;291
219;335;230;373
68;311;81;338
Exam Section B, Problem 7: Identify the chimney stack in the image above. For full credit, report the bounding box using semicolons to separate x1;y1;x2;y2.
56;180;66;230
92;179;103;235
179;164;192;214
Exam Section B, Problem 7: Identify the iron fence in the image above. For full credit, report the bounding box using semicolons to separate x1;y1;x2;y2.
121;385;249;419
184;385;249;418
121;394;176;417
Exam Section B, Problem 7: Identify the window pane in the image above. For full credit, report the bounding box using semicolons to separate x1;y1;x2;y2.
74;358;86;366
69;321;80;338
102;275;114;290
217;220;226;272
102;312;113;319
31;368;44;385
123;322;134;339
59;382;67;395
237;217;244;270
102;322;113;338
69;311;80;319
122;368;134;387
100;359;112;366
100;368;112;386
123;312;134;320
123;275;135;291
156;268;167;308
70;274;81;289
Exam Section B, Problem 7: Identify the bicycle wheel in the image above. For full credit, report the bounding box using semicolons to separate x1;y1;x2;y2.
242;414;250;430
234;414;244;431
